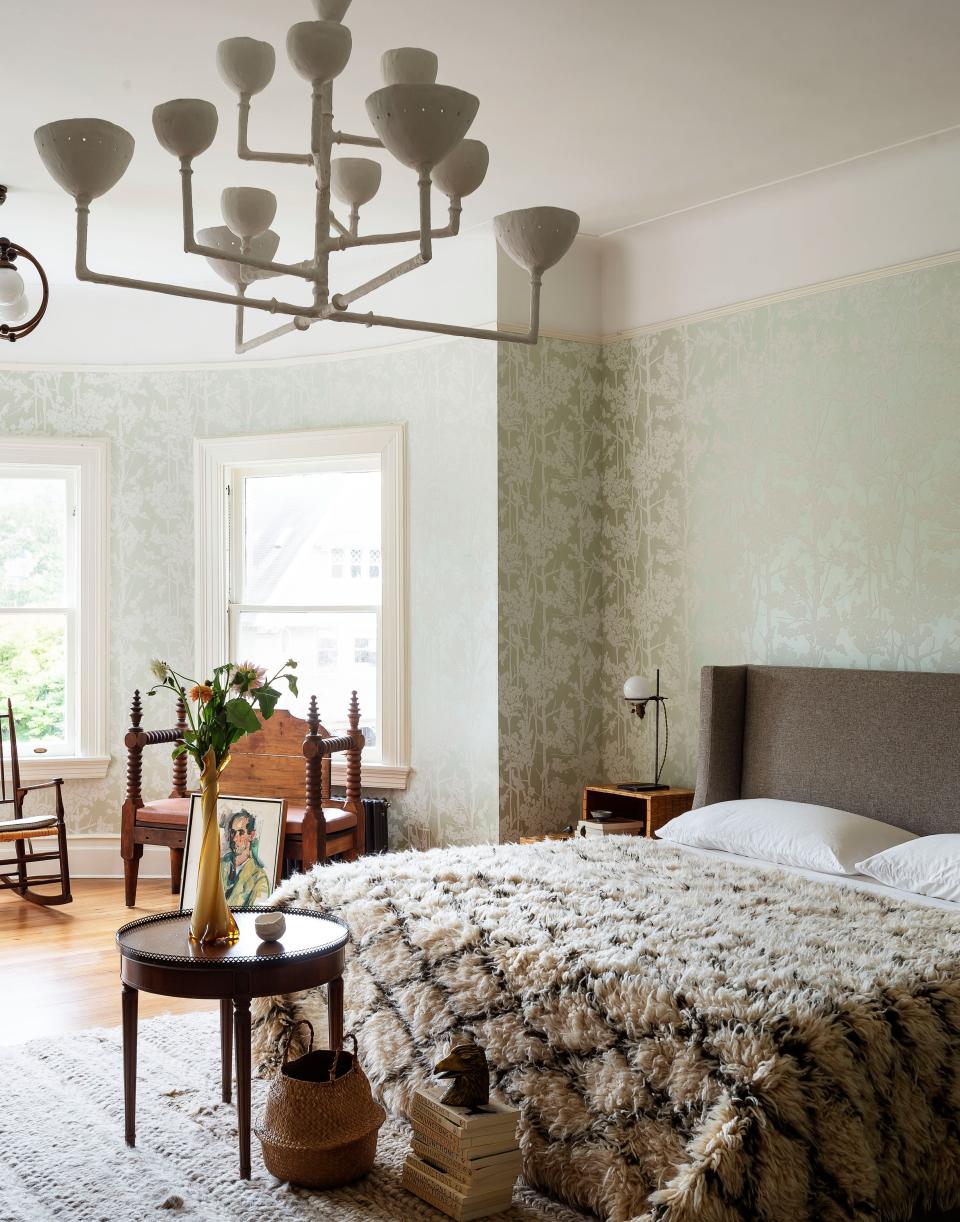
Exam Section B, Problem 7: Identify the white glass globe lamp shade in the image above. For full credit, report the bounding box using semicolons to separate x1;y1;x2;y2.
493;206;580;277
380;48;439;86
0;265;25;305
432;139;489;199
366;84;478;172
34;118;135;201
286;21;352;84
217;38;276;96
221;187;277;240
0;293;29;323
152;99;218;161
623;676;655;702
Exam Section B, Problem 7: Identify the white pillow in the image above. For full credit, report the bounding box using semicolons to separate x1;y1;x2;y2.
656;798;916;875
856;835;960;903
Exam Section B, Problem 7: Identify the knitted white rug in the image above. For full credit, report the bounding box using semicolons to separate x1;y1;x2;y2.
0;1010;591;1222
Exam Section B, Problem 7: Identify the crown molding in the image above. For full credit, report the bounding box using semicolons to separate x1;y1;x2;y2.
601;247;960;345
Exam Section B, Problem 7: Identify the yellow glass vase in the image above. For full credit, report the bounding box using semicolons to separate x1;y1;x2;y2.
189;747;239;946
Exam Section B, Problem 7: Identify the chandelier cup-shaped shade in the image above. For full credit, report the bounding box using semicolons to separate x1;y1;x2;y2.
198;225;281;286
0;265;25;306
331;157;382;208
493;206;580;276
381;47;439;86
312;0;352;21
152;99;219;160
217;37;276;96
366;84;479;171
34;118;135;201
221;187;277;239
433;138;489;199
286;20;352;84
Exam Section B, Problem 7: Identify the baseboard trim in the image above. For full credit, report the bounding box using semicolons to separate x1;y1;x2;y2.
62;834;170;880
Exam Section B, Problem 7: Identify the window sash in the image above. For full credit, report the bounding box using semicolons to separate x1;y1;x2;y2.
196;426;407;787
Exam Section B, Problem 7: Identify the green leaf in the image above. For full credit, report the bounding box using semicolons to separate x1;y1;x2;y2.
285;674;299;697
224;697;261;735
257;689;279;719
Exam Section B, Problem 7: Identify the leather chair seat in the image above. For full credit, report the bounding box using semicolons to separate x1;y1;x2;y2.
136;798;357;835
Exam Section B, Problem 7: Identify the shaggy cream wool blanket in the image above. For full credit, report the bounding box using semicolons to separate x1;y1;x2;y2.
252;838;960;1222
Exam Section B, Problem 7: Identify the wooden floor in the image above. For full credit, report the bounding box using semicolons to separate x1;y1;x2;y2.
0;878;216;1046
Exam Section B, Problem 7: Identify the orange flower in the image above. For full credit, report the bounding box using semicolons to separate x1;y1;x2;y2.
190;684;213;704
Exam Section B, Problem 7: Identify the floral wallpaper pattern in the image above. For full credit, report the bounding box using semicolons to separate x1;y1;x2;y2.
0;341;500;849
3;261;958;851
497;338;604;839
600;264;960;786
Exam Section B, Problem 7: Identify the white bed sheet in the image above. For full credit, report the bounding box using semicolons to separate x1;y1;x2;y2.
676;842;960;911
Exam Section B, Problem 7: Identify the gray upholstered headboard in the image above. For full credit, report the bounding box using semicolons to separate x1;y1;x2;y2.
693;664;960;836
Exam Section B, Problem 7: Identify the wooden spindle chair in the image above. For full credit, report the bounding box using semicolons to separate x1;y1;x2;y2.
0;698;72;905
120;691;364;908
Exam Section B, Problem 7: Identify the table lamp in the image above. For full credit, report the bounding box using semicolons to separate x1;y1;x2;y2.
621;669;668;791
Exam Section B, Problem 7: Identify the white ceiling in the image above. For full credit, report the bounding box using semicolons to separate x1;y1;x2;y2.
4;0;960;365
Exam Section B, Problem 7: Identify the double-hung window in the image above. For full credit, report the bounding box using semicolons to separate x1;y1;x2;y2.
0;437;109;778
196;426;408;787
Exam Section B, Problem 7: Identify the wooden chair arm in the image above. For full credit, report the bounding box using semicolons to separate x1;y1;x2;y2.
123;690;190;808
17;779;64;794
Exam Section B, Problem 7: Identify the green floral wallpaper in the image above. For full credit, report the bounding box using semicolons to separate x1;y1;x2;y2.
601;264;960;787
3;260;958;852
497;338;604;838
0;341;500;849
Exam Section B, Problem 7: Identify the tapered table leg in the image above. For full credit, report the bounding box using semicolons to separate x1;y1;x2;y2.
220;998;233;1104
122;983;138;1147
328;975;344;1051
234;997;251;1179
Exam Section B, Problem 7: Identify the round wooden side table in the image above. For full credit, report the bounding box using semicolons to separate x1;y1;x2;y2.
116;906;349;1179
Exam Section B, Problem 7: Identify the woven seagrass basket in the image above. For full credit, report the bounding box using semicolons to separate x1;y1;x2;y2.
255;1021;386;1189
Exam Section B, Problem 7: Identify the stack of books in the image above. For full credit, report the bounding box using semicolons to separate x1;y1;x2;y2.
401;1088;522;1220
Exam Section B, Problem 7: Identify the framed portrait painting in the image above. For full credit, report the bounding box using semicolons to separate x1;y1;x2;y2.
179;794;287;911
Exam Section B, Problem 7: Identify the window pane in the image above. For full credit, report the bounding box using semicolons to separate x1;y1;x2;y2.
242;470;381;607
0;478;67;607
0;613;67;747
235;610;379;755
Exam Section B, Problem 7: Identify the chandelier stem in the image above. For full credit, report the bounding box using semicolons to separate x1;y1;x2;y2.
331;200;460;252
312;80;334;308
237;94;313;166
74;203;321;319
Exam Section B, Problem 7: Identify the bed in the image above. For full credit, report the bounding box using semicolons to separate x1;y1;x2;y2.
253;664;960;1222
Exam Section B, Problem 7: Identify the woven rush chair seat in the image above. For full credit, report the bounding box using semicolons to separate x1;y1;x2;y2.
0;813;60;841
0;698;72;905
136;799;357;836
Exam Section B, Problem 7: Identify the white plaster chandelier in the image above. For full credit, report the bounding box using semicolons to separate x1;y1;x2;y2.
34;0;579;356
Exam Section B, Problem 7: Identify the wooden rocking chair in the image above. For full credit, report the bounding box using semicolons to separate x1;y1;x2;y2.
0;698;72;906
120;692;364;907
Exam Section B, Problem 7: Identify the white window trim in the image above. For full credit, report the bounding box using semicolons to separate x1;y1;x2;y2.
195;426;410;789
0;436;110;782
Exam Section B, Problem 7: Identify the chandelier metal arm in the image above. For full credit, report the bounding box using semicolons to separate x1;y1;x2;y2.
237;95;314;166
330;170;432;309
234;291;313;355
74;204;324;320
311;80;334;309
329;273;542;345
332;129;383;149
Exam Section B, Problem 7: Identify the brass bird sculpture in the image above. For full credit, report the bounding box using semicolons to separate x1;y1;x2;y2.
433;1040;490;1109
